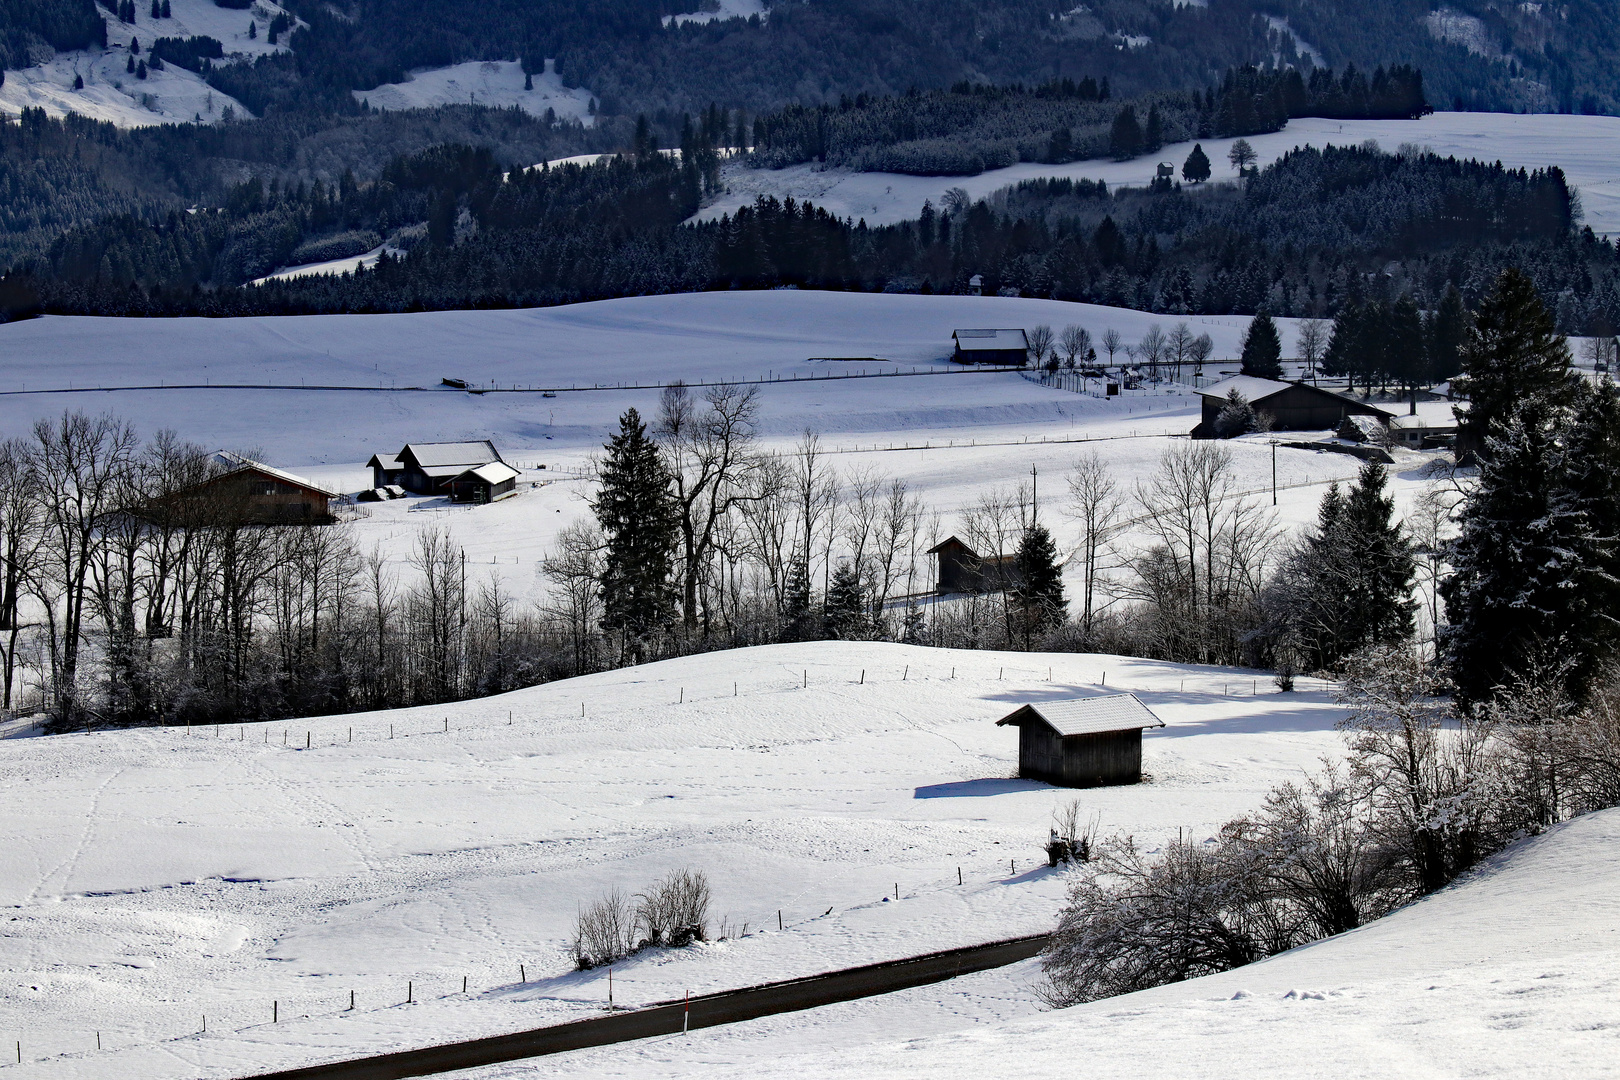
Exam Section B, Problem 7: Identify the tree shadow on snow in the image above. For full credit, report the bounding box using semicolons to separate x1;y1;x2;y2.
913;777;1049;799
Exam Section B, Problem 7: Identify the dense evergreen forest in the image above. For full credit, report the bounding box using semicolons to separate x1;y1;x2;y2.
10;131;1620;343
752;65;1426;175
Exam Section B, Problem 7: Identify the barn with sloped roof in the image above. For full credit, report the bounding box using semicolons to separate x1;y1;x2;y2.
995;693;1165;787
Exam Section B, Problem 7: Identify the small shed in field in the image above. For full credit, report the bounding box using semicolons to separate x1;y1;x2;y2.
952;328;1029;365
996;693;1165;787
447;461;520;504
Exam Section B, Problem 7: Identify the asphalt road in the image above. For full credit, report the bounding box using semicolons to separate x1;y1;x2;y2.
241;933;1050;1080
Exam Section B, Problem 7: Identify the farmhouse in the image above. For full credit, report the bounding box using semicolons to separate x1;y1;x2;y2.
996;694;1166;787
367;440;506;494
153;452;338;525
951;328;1029;365
1192;376;1392;438
447;461;521;504
927;535;1020;595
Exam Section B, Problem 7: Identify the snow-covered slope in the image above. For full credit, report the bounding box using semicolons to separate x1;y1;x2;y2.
0;641;1345;1079
354;60;596;124
701;112;1620;237
663;0;767;27
0;0;293;125
465;806;1620;1079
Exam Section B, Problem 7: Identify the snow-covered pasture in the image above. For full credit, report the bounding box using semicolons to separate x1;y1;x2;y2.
697;112;1620;237
0;291;1430;600
353;60;596;124
0;640;1347;1080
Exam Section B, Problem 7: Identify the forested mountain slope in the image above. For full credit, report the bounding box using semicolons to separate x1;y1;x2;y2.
0;0;1614;123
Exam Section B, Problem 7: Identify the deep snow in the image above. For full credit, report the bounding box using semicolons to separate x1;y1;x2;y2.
0;641;1346;1079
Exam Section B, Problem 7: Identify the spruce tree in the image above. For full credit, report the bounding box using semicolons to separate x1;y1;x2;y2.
1109;106;1142;160
1441;409;1590;706
1387;294;1427;410
1013;524;1066;647
1240;311;1283;379
1143;104;1163;153
1426;283;1470;383
1453;268;1574;461
1182;143;1211;183
592;407;678;654
823;561;868;639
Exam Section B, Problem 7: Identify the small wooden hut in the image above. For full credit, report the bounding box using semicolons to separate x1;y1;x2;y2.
447;461;520;504
996;694;1165;787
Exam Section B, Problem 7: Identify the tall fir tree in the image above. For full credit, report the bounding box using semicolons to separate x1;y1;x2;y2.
1013;523;1066;647
1426;283;1470;384
823;561;868;639
1267;463;1415;670
1442;410;1587;705
1240;311;1283;379
1453;268;1574;461
592;407;678;654
1181;143;1211;183
1387;294;1428;411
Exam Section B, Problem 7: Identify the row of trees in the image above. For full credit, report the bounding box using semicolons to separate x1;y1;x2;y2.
0;417;555;728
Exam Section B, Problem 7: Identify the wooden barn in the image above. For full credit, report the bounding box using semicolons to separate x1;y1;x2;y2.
155;452;338;526
996;694;1165;787
927;535;1020;595
366;441;506;495
1192;376;1391;438
447;461;520;504
952;328;1029;365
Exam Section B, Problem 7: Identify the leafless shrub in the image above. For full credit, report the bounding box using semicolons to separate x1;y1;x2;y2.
636;868;712;948
572;887;637;969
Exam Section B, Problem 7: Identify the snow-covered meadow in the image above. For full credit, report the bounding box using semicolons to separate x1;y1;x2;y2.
0;641;1348;1079
353;60;596;124
0;290;1434;613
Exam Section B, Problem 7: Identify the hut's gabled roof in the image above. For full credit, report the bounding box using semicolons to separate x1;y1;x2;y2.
209;451;338;497
996;693;1166;737
952;328;1029;352
400;441;503;469
454;461;520;485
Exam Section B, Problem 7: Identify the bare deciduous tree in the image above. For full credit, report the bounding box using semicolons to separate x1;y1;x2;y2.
1065;451;1125;637
1026;324;1055;369
1296;319;1330;382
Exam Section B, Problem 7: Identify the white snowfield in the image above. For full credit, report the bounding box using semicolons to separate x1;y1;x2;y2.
251;244;404;285
697;112;1620;237
354;60;596;124
663;0;767;27
466;805;1620;1080
0;0;293;125
0;641;1348;1080
0;290;1437;600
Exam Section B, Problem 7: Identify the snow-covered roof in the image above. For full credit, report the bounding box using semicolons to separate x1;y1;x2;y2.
1198;375;1294;402
209;451;338;497
455;461;520;485
368;452;404;470
400;441;503;469
996;693;1166;737
952;328;1029;352
1390;413;1458;430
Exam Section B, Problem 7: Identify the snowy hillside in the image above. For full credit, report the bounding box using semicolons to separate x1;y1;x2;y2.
0;641;1345;1080
0;0;294;125
663;0;768;27
699;112;1620;237
466;806;1620;1080
354;60;596;124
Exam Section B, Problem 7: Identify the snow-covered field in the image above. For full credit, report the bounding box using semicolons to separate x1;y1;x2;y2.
697;112;1620;236
0;0;291;125
0;641;1348;1079
354;60;596;123
461;802;1620;1080
0;290;1427;598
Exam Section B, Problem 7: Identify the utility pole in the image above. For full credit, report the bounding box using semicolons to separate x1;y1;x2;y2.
1271;440;1278;506
1031;464;1038;525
